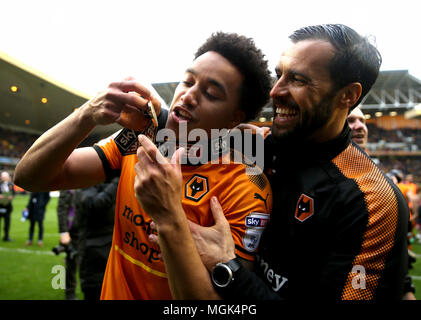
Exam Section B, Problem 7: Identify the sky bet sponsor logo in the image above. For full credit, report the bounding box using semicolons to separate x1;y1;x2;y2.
243;212;270;252
245;212;269;229
115;129;137;151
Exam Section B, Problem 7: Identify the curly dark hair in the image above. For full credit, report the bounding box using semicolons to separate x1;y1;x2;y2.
194;32;272;122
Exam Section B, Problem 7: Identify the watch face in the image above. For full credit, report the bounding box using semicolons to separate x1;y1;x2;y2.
212;264;232;287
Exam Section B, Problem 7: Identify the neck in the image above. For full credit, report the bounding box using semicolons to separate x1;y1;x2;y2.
308;111;347;143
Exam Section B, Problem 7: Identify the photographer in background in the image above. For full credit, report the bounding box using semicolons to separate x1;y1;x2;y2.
73;177;118;300
56;189;79;300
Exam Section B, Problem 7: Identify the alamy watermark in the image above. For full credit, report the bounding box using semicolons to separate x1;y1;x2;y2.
51;265;66;290
351;265;366;290
153;123;265;174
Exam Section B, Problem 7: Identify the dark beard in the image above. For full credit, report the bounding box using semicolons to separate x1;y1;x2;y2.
272;91;336;144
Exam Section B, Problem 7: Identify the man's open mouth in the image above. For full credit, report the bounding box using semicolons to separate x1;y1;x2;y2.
173;107;193;121
274;107;299;121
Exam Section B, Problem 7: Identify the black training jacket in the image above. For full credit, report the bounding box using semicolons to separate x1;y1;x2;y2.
220;124;409;300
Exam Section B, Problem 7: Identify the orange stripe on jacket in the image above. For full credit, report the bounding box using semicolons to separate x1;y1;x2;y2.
332;144;399;300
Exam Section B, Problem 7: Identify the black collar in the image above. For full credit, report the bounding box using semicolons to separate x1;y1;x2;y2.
267;124;352;165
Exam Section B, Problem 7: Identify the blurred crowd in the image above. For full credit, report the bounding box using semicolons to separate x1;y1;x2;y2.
367;123;421;152
379;157;421;184
0;127;39;159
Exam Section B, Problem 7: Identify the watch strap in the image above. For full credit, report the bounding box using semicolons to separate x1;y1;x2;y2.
225;258;241;273
211;258;242;289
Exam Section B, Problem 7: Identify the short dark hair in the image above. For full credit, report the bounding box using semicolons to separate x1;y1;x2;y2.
289;24;382;110
195;32;272;122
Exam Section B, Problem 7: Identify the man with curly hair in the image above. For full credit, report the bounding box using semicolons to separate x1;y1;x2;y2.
14;32;273;299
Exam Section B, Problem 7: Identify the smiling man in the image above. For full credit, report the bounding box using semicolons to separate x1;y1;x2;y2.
347;106;368;150
183;24;409;300
13;32;273;299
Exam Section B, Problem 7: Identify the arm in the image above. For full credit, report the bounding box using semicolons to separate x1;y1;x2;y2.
82;178;119;212
13;80;153;191
26;193;34;212
318;180;409;300
402;273;416;300
187;199;282;300
136;135;275;299
57;190;71;234
134;135;219;299
9;182;15;200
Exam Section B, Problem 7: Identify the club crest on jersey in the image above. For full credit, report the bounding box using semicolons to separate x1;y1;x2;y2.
295;194;314;222
185;174;209;202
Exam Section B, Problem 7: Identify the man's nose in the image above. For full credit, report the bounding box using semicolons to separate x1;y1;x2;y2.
270;77;289;98
353;120;365;130
181;86;199;108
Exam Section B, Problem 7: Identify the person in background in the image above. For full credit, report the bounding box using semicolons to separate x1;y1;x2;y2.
0;171;14;241
73;177;118;300
392;171;419;236
386;169;417;300
347;106;368;151
403;173;419;228
25;191;50;247
56;189;79;300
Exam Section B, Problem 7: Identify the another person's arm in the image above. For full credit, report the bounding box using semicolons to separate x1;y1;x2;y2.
134;135;271;299
187;199;282;300
81;178;119;212
57;190;71;245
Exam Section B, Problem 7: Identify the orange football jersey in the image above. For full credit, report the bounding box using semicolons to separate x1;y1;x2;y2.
95;131;272;300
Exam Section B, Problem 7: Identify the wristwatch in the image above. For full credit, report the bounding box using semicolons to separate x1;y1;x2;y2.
211;258;242;288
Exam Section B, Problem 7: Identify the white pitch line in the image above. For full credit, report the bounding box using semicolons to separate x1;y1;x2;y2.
0;246;54;256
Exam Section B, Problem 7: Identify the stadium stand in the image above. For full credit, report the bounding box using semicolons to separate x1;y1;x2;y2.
153;72;421;178
0;127;39;158
2;49;421;187
361;70;421;184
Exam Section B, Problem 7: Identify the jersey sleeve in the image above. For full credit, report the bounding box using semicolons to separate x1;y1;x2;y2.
335;181;408;300
221;166;273;261
92;131;123;180
331;150;409;300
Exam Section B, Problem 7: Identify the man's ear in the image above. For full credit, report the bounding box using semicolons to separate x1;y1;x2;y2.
337;82;362;110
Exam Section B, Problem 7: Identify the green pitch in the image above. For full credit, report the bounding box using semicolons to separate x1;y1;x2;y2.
409;238;421;300
0;194;83;300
